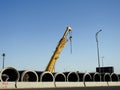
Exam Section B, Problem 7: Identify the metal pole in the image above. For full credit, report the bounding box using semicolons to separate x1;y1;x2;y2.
2;53;5;69
101;56;104;67
96;30;102;71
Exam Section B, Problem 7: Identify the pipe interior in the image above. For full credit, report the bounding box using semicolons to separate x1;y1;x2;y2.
41;73;54;82
104;74;111;81
55;74;66;82
93;73;101;81
78;73;84;81
67;72;79;82
84;74;92;82
22;72;38;82
111;73;119;81
1;68;19;81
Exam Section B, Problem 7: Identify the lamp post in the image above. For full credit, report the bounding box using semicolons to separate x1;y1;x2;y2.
101;56;104;67
2;53;5;69
96;30;102;72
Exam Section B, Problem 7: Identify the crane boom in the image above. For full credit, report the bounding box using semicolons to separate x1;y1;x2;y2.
45;26;72;72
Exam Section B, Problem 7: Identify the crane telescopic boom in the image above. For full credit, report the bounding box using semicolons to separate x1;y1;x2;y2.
45;26;72;72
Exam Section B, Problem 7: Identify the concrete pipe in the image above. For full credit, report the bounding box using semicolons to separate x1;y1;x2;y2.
63;72;69;81
83;73;92;82
93;72;101;81
89;72;95;81
78;72;84;82
54;72;66;82
20;70;38;82
40;71;54;82
0;67;19;82
103;73;111;82
67;72;79;82
111;73;119;81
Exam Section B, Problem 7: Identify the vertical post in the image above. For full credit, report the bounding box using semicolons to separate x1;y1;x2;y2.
95;30;102;72
2;53;5;69
101;56;104;67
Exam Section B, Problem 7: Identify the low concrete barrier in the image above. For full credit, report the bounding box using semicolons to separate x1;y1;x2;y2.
55;82;84;87
108;82;120;86
17;82;55;88
0;82;120;89
85;82;108;87
0;82;16;88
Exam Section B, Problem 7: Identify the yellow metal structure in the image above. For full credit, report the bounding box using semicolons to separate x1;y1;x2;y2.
45;26;72;72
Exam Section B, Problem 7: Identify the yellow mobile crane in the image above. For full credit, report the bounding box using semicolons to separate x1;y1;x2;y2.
45;26;72;72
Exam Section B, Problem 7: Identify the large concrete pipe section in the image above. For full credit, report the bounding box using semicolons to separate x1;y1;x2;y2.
40;71;54;82
110;73;119;81
78;72;84;81
103;73;111;81
20;70;38;82
0;67;19;82
66;72;79;82
83;73;92;82
54;72;66;82
118;74;120;81
93;72;101;81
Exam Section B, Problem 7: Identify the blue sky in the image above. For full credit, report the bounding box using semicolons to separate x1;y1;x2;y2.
0;0;120;73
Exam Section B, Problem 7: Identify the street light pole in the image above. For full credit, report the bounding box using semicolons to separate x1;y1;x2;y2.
96;30;102;72
2;53;5;69
101;56;104;67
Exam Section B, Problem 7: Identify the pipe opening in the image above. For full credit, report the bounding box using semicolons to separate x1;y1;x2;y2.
40;72;54;82
21;70;38;82
1;67;19;82
93;73;101;81
54;73;66;82
111;73;119;81
83;73;92;82
104;73;111;82
78;73;84;82
67;72;79;82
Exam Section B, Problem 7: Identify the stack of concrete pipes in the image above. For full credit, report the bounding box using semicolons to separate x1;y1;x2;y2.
0;67;119;82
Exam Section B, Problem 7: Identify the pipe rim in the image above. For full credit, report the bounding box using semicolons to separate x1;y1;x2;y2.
67;72;79;82
104;73;111;81
83;73;92;82
54;72;66;82
21;70;38;82
0;67;20;82
93;72;101;81
110;73;119;81
40;71;54;82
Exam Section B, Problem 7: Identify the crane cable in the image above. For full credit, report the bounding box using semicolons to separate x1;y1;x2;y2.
69;30;72;54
